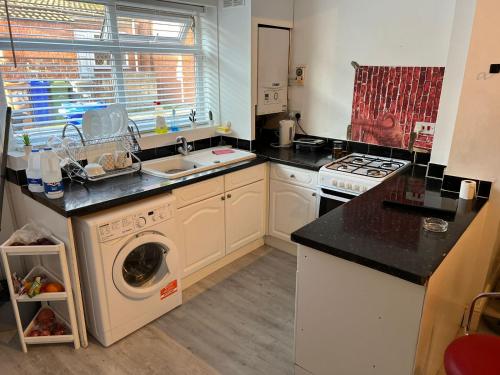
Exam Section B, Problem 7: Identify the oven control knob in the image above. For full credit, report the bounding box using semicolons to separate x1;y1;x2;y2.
346;183;352;189
136;216;147;228
353;184;359;191
361;186;368;192
331;180;338;187
338;181;345;188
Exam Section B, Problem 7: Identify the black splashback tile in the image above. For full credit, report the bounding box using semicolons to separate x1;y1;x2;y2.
390;148;413;161
442;175;464;192
136;148;157;162
478;181;492;198
221;136;237;147
414;152;431;165
155;145;176;158
347;141;369;154
193;137;211;151
6;168;27;186
368;144;392;158
237;139;251;151
427;163;446;179
442;175;479;193
211;136;222;146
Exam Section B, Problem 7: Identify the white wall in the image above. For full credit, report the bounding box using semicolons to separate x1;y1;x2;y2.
218;0;252;140
289;0;456;139
251;0;293;23
445;0;500;279
431;0;477;165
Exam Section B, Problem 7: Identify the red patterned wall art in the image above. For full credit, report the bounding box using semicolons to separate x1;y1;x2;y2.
350;66;445;151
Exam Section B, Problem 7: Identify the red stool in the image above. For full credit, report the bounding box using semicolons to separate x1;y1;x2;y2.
444;292;500;375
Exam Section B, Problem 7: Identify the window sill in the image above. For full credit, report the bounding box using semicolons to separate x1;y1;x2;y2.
7;126;220;171
137;126;218;150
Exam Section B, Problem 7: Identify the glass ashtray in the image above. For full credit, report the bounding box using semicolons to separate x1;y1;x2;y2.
423;217;448;233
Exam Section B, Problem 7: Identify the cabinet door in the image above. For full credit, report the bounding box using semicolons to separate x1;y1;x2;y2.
269;180;317;242
178;194;225;277
225;180;266;254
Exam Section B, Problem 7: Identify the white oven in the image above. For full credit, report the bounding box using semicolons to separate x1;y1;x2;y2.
317;153;411;217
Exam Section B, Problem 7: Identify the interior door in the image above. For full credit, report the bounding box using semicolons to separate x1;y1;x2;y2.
177;194;225;277
269;179;317;242
225;180;266;254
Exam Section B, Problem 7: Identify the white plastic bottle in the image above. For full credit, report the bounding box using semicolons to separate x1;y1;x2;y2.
40;147;64;199
26;149;44;193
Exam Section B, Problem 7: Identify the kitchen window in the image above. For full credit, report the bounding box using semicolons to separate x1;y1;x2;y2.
0;0;219;147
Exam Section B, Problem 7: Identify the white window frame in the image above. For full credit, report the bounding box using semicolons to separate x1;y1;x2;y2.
0;0;216;148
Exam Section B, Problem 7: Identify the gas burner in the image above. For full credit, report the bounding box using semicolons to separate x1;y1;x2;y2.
326;162;357;172
380;161;404;170
351;157;365;165
352;168;389;178
366;169;387;178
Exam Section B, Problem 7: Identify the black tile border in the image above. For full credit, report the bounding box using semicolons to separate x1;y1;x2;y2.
427;163;446;179
368;144;392;158
478;180;492;198
414;152;431;166
347;141;369;154
390;148;413;161
441;174;492;198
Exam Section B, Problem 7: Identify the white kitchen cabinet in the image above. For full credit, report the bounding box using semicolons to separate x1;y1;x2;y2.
225;180;266;254
269;179;317;242
178;194;226;277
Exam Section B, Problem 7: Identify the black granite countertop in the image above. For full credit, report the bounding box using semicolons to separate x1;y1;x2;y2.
255;144;333;171
22;157;267;217
291;165;488;285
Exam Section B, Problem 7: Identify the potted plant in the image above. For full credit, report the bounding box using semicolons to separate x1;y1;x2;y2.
189;109;197;128
22;134;32;156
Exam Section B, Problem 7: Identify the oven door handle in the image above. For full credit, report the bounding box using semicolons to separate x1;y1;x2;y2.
319;190;351;203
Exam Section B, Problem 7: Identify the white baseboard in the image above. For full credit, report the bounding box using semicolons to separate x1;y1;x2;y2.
265;235;297;256
181;237;265;289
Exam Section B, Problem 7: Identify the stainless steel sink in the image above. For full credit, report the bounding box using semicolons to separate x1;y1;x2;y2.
142;147;256;180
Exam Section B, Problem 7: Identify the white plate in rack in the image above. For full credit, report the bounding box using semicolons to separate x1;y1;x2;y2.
82;104;128;140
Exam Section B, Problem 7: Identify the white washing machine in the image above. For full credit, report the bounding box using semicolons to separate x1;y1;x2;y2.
73;194;182;347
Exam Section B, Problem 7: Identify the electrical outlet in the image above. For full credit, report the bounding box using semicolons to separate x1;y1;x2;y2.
289;110;301;120
415;122;435;135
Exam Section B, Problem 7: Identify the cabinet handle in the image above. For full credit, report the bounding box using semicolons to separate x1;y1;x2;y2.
227;194;232;199
312;192;317;197
290;174;295;178
221;196;225;201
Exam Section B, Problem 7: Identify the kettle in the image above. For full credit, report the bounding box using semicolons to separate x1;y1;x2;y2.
279;119;295;146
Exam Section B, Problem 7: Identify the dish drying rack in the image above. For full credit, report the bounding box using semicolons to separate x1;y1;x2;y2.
60;123;142;183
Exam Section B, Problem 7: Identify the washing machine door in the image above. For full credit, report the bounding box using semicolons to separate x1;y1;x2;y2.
112;232;178;299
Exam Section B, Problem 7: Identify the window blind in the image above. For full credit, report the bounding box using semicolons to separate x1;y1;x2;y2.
0;0;219;146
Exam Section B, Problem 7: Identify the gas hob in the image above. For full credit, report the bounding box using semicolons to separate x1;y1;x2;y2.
319;153;411;195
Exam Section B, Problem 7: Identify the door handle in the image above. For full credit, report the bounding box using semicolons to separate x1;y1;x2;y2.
221;196;225;201
290;174;295;178
312;192;317;197
227;194;232;199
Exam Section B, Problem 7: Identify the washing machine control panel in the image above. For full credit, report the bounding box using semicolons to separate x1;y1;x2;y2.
98;204;173;242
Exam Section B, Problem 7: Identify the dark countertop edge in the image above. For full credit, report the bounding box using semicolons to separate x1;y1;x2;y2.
21;157;268;217
290;166;489;286
290;233;426;284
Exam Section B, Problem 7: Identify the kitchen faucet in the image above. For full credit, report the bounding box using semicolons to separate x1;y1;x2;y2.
176;136;192;156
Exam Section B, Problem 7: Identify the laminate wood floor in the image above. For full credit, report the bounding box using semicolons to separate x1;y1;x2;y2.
0;246;296;375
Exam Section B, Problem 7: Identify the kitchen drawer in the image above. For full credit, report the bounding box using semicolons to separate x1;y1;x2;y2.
270;163;318;189
225;164;265;191
173;176;224;208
